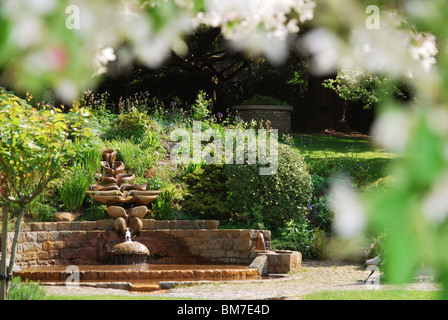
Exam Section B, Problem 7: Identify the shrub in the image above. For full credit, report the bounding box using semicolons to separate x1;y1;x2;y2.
80;198;108;221
104;107;152;141
191;90;212;121
311;228;328;260
181;164;233;221
224;143;313;230
273;219;316;258
150;184;181;220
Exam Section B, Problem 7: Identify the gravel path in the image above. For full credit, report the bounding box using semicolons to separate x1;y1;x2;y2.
43;260;439;300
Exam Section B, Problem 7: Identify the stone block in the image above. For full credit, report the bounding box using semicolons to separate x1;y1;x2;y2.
25;232;37;242
193;220;206;229
43;222;58;231
97;219;114;230
57;222;71;231
142;219;156;229
48;231;60;241
67;231;87;241
82;221;98;230
31;223;44;231
22;242;42;253
205;220;219;229
70;221;83;230
155;220;169;229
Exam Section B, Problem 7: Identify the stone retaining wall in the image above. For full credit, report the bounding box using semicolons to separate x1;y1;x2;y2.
232;105;293;135
0;220;271;267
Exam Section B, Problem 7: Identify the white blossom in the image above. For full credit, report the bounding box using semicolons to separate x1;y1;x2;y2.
196;0;315;63
329;177;366;238
370;108;413;153
409;33;438;73
301;8;438;79
92;47;116;77
422;173;448;224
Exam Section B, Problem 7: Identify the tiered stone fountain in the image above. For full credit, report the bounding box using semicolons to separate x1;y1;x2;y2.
86;149;161;264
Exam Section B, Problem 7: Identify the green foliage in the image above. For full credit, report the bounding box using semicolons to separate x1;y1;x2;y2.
242;94;288;106
273;219;316;258
362;175;396;193
57;140;100;212
58;162;95;211
80;91;116;137
80;198;108;221
151;185;177;220
182;164;233;221
273;220;328;260
105;107;152;141
224;143;313;230
307;196;333;232
311;228;328;260
191;90;212;121
323;69;409;109
29;202;56;222
7;277;46;300
0;89;89;206
111;137;164;178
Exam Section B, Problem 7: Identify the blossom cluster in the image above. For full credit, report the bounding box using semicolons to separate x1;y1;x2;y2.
195;0;315;63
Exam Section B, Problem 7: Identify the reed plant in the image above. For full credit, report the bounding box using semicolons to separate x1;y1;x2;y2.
58;162;96;212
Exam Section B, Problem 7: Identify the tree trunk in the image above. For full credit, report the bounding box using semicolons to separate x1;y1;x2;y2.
294;75;354;134
0;203;9;300
8;204;26;277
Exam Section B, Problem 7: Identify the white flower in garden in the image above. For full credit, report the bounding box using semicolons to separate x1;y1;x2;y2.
422;173;448;224
196;0;315;63
409;33;438;73
370;108;413;153
55;79;79;103
329;177;366;238
301;6;437;80
301;28;343;75
92;47;116;77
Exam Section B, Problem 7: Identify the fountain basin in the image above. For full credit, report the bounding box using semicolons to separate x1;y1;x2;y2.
14;264;260;284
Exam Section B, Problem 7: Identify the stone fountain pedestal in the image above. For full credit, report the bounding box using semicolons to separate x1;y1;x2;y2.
111;241;150;265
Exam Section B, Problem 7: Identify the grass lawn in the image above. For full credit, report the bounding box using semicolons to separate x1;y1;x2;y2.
291;134;398;188
304;289;442;300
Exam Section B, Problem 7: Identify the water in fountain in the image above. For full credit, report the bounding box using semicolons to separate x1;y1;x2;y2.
125;228;132;242
257;232;267;251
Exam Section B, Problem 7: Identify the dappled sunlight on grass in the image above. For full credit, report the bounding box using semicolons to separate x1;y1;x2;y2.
290;134;398;189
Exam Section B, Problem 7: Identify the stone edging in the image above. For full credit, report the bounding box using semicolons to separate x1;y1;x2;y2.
28;219;220;232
